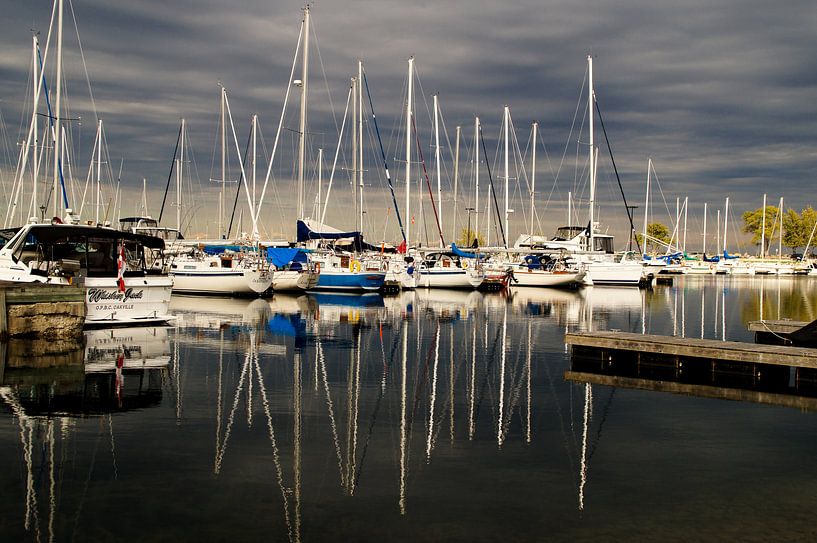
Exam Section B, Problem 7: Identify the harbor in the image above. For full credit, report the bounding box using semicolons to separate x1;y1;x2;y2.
1;0;816;540
0;276;816;541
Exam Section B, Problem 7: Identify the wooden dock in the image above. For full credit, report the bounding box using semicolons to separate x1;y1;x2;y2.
565;370;817;412
747;319;808;334
565;330;817;368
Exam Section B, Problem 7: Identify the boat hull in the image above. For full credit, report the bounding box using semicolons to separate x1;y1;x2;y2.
84;276;173;325
510;268;586;287
171;268;272;295
418;269;484;289
312;270;386;291
272;269;319;292
585;262;644;286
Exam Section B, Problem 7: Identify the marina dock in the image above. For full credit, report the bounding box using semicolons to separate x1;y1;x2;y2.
0;283;86;340
565;330;817;368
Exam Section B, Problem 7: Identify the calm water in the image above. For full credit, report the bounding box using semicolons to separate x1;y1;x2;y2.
2;276;817;542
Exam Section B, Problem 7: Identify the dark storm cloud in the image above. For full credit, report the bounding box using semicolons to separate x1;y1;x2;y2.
0;0;815;243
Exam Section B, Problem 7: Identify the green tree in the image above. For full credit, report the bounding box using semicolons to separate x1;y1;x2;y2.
742;205;779;248
457;228;485;248
783;206;817;253
635;222;671;253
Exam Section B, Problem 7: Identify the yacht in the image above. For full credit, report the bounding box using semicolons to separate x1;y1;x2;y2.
0;222;173;325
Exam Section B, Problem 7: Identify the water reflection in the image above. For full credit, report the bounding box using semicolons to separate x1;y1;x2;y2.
3;276;817;540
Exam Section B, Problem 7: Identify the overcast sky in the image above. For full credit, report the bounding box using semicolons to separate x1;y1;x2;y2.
1;0;815;249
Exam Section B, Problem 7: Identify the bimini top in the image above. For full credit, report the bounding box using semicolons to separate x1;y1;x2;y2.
4;223;166;253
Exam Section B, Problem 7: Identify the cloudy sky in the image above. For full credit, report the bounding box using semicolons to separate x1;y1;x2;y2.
1;0;815;250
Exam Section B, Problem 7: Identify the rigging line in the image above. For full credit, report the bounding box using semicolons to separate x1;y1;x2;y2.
363;70;406;242
35;44;69;212
67;0;98;122
411;114;445;247
227;124;253;239
320;83;352;225
479;124;506;247
256;20;302;223
158;123;182;223
593;97;640;253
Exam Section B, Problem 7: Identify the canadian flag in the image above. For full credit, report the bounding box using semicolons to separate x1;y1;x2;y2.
117;243;126;292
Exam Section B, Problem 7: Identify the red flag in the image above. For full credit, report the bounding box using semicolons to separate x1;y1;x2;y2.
397;240;407;254
117;243;126;292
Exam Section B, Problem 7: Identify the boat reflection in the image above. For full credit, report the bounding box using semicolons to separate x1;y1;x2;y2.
0;326;172;543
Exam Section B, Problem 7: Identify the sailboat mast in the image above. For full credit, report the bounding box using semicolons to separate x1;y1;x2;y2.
643;158;651;255
530;121;537;234
220;85;226;238
95;119;102;224
760;193;766;258
587;55;595;252
177;118;185;232
405;57;413;246
32;36;39;219
778;196;784;257
683;196;688;253
351;75;358;229
503;105;510;249
252;113;258;216
434;95;442;245
317;148;323;218
717;209;721;254
474;116;480;240
358;60;364;233
297;6;310;220
723;197;729;254
452;125;460;242
53;0;63;218
702;202;707;254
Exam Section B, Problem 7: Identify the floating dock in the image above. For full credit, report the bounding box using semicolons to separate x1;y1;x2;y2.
565;330;817;368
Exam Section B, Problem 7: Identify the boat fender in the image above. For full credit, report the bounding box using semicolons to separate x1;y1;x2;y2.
350;260;362;273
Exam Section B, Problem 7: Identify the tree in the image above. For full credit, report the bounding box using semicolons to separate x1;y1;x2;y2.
635;222;671;253
742;205;779;249
783;206;817;254
457;228;485;248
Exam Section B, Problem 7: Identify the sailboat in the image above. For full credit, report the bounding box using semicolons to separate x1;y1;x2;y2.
164;98;272;296
572;55;644;286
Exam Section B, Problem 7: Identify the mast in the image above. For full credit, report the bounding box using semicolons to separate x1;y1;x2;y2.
95;119;102;224
722;197;729;254
220;85;226;238
568;191;572;227
778;196;784;257
643;158;651;255
474;116;480;241
296;5;310;220
530;121;537;234
351;75;358;229
434;94;442;245
177;118;185;232
760;193;766;258
716;209;721;255
404;57;413;246
317;148;323;220
358;60;364;233
683;196;688;253
587;54;595;252
53;0;63;218
142;178;148;216
702;202;707;254
252;113;258;217
503;105;510;249
452;125;460;242
32;36;39;220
